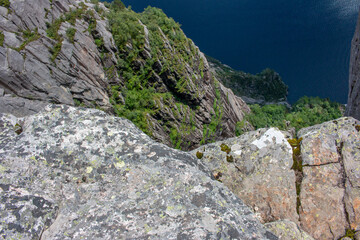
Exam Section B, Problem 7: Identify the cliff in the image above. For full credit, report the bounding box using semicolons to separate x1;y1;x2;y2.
0;0;251;150
346;10;360;120
206;55;288;105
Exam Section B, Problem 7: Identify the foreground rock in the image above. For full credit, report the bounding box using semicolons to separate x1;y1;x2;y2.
0;105;277;240
298;117;360;240
191;128;298;224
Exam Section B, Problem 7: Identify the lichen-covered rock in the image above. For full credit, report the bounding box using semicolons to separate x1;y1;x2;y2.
264;220;314;240
191;128;298;224
298;117;360;239
0;105;277;240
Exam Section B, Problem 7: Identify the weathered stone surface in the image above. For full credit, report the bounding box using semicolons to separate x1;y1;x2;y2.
264;220;314;240
346;10;360;120
0;0;118;110
192;128;298;224
0;105;277;240
0;95;47;117
298;117;360;239
300;164;347;240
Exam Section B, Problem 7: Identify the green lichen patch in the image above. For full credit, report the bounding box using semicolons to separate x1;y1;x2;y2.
220;143;231;154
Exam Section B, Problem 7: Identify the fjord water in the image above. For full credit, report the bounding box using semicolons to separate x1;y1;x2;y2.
121;0;359;103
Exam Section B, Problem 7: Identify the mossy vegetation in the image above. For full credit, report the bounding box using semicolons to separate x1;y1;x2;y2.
66;28;76;43
0;31;4;47
196;151;204;159
226;155;234;162
220;143;231;154
105;1;213;148
340;229;356;239
16;28;41;51
288;137;303;214
0;0;10;8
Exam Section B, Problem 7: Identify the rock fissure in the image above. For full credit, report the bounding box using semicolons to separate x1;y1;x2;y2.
337;140;354;237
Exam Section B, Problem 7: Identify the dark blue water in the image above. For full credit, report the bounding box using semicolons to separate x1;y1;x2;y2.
119;0;360;103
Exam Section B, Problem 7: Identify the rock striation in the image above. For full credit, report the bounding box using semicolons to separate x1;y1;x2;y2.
0;105;277;240
346;10;360;120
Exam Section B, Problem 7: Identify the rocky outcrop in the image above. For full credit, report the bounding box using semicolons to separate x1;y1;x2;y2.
206;56;288;105
0;0;119;110
0;0;250;150
298;117;360;239
192;117;360;240
346;10;360;120
0;105;277;239
191;128;299;224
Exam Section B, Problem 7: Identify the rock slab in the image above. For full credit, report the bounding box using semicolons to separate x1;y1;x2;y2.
298;117;360;239
192;128;299;224
0;105;277;240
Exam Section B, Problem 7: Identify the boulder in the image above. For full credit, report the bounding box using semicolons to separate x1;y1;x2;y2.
0;105;277;240
298;117;360;239
191;128;299;224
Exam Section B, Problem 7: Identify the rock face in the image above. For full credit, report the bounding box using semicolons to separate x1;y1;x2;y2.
0;0;251;150
298;117;360;240
0;0;117;110
191;128;299;224
0;105;277;240
346;10;360;120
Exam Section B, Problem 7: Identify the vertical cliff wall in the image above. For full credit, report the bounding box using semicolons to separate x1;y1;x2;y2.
346;10;360;119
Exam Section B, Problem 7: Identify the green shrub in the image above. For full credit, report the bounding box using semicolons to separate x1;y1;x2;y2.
0;0;10;8
16;28;41;51
66;28;76;43
0;31;4;47
50;40;63;62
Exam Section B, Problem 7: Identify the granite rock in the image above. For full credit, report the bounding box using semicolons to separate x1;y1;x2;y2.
0;105;277;240
298;117;360;239
191;128;298;224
